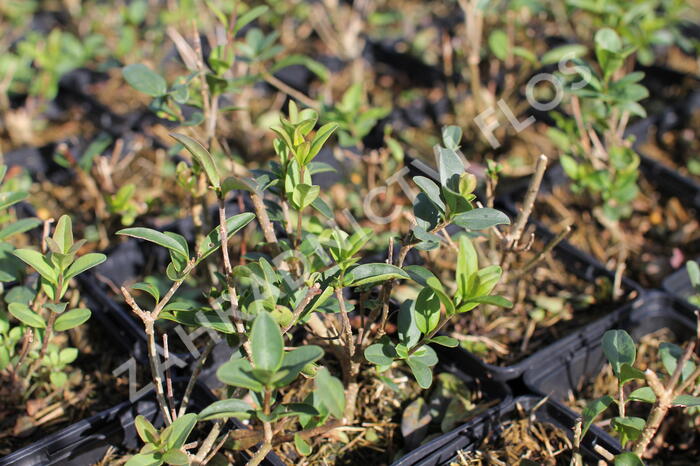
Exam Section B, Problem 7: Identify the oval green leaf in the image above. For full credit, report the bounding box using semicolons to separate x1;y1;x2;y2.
54;308;91;331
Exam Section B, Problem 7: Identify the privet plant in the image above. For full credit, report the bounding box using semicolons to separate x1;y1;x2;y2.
580;328;700;464
115;94;518;464
0;165;106;406
405;127;579;357
551;27;648;223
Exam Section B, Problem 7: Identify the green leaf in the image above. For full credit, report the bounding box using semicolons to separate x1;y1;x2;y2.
123;64;167;97
0;191;27;211
628;386;656;403
410;345;438;367
217;357;263;392
315;367;345;419
251;312;284;373
0;218;42;240
602;329;636;377
135;415;159;444
595;28;622;53
133;282;160;303
50;372;68;388
266;403;319;422
618;363;645;384
397;301;421;347
406;356;433;388
117;228;188;259
170;133;221;189
273;345;324;387
457;295;512;311
441;126;462;151
688;260;700;288
294;433;312;456
311;196;333;218
64;253;106;280
162;301;194;312
271;54;330;82
405;265;445;292
414;287;441;334
453;208;510;230
308;123;338;164
0;347;9;371
541;44;588;65
292;183;320;210
581;395;614;437
659;342;696;381
488;29;509;61
221;175;258;194
595;28;624;79
125;452;163;466
161;449;188;465
429;336;459;347
413;192;441;230
54;308;91;331
199;399;254;421
6;286;36;305
612;416;645;443
413;176;446;213
455;235;477;302
672;394;700;407
364;340;398;366
197;212;255;261
161;309;235;334
614;452;644;466
513;46;537;64
9;302;45;328
346;263;408;287
58;347;78;364
52;215;73;253
163;413;197;450
13;249;56;283
437;146;464;192
233;5;269;34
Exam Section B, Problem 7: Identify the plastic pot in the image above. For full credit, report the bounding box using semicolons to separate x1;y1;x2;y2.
522;292;696;451
391;395;620;466
0;381;283;466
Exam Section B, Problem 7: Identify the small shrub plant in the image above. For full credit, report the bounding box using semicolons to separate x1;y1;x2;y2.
580;328;700;463
0;164;105;407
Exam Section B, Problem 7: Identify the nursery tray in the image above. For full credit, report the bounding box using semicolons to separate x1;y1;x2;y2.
522;292;696;450
0;381;284;466
391;395;620;466
661;259;700;310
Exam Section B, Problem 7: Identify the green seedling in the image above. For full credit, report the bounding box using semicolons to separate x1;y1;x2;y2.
550;28;648;222
0;166;105;401
581;329;700;461
321;83;390;148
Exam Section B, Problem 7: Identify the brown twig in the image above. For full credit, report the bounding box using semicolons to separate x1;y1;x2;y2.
217;197;251;357
247;390;273;466
162;334;177;421
250;191;278;245
282;283;321;334
178;338;216;418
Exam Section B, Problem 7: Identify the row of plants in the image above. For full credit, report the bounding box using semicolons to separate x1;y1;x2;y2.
1;0;700;465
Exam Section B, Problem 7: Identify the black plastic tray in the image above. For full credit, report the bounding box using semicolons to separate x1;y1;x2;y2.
662;260;700;311
391;395;620;466
0;381;283;466
523;292;696;450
